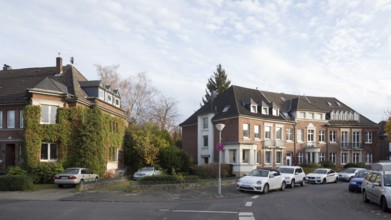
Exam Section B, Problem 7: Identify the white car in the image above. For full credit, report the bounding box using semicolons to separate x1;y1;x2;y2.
362;170;391;212
278;166;306;188
338;167;366;182
54;167;98;188
306;168;338;184
237;168;286;194
133;167;161;180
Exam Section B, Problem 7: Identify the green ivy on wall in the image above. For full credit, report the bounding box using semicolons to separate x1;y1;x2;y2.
23;105;125;176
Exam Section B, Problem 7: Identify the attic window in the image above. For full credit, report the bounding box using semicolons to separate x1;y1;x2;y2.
251;104;257;113
327;101;332;106
280;97;286;101
272;108;279;116
262;107;268;115
222;105;230;112
336;101;341;106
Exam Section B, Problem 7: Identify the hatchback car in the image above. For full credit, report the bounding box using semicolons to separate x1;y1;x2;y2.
133;167;161;180
306;168;338;184
338;167;366;182
278;166;306;188
54;167;98;188
237;168;286;193
362;170;391;212
348;169;368;192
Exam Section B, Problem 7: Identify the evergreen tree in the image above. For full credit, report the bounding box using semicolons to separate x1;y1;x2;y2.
202;64;231;105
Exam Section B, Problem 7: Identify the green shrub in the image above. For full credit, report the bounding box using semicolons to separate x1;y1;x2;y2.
320;160;337;170
29;162;64;184
190;163;233;178
138;174;199;185
0;175;34;191
343;163;367;169
6;166;28;176
159;146;191;175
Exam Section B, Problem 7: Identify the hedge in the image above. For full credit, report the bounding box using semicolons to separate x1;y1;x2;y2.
0;175;34;191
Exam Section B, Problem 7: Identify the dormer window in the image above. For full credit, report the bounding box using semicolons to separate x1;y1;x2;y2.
262;107;268;115
107;94;112;103
272;109;279;116
251;104;257;113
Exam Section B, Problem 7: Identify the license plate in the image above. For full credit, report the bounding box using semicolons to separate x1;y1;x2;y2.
61;177;68;179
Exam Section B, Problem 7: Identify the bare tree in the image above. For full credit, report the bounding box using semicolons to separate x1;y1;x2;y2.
151;95;180;132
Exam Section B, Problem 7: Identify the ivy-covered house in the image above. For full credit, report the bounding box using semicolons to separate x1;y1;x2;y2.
0;56;127;176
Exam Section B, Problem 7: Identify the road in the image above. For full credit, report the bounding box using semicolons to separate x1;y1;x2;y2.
0;181;390;220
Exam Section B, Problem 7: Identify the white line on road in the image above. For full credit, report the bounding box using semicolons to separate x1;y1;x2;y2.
245;201;253;207
171;210;237;214
251;195;259;199
239;212;255;220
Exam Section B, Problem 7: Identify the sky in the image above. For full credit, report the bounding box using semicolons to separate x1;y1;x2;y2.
1;0;391;124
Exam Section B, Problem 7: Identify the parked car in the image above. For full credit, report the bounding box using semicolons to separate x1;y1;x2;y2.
54;167;98;188
237;168;286;193
306;168;338;184
277;166;306;188
362;170;391;212
133;167;161;180
338;167;366;182
348;169;369;192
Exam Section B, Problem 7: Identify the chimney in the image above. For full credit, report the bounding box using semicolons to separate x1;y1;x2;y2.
56;56;63;73
3;64;11;70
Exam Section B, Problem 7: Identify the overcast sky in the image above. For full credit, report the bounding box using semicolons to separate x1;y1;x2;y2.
1;0;391;124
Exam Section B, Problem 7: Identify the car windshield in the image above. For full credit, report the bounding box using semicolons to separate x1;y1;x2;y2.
278;168;294;174
343;168;357;173
384;174;391;186
248;169;269;177
140;167;154;171
354;170;367;178
314;169;327;174
62;169;79;174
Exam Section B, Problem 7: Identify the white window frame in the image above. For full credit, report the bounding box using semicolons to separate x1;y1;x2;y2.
275;127;282;140
254;125;260;139
7;110;15;128
352;131;361;147
365;153;373;164
242;149;250;163
307;129;314;142
341;131;348;147
319;153;325;162
0;111;2;128
298;152;303;164
341;152;348;164
40;105;58;124
329;131;336;143
251;105;257;113
229;149;237;163
352;153;360;163
330;153;336;164
365;131;372;144
265;151;272;164
203;135;208;147
297;129;304;142
265;126;271;139
262;107;268;115
202;117;208;129
286;129;293;141
319;130;325;142
275;151;282;164
40;143;58;162
243;124;250;139
20;110;24;128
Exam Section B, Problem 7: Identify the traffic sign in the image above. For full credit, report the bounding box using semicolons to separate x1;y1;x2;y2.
216;143;224;151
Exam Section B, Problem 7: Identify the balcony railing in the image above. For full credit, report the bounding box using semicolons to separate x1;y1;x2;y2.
340;143;363;150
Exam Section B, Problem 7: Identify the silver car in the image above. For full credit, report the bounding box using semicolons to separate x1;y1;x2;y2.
54;167;99;188
133;167;161;180
362;170;391;212
338;167;366;182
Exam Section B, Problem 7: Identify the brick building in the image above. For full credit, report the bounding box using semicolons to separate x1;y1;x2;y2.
180;85;380;176
0;57;127;174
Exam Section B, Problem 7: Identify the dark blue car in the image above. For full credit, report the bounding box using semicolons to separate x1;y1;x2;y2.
348;170;368;192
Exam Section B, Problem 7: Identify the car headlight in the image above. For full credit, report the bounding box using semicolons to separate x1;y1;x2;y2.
285;177;291;180
256;180;262;185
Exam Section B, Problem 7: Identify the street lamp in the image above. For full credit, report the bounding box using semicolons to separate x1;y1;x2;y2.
215;123;225;196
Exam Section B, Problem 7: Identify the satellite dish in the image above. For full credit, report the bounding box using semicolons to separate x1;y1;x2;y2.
70;57;74;64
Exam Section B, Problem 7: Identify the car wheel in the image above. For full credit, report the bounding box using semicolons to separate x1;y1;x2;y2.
300;179;305;186
363;191;369;203
334;177;338;183
263;184;269;194
290;179;295;188
280;182;286;191
381;196;389;212
322;178;326;184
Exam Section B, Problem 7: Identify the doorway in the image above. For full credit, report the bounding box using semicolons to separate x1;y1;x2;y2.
5;144;16;169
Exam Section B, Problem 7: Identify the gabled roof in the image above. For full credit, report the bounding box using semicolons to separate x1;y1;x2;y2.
180;85;378;127
33;77;68;94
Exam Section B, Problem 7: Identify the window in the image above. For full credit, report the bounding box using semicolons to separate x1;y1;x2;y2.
98;89;105;100
297;129;304;142
265;151;271;164
299;112;305;118
41;105;58;124
254;125;260;139
40;143;58;161
307;129;314;142
109;147;117;161
341;131;348;147
276;127;282;140
286;129;293;141
276;151;282;164
243;124;250;138
242;149;250;163
256;150;261;164
262;107;268;115
229;150;237;163
298;153;303;164
329;131;336;143
309;113;314;119
265;126;271;139
352;131;361;147
365;153;373;164
329;153;336;164
7;110;15;128
251;105;257;113
202;117;208;129
107;94;112;103
20;110;24;128
203;135;208;147
0;111;2;128
341;152;348;164
365;132;372;144
272;109;279;116
319;153;325;162
353;153;360;163
319;130;325;142
306;152;316;163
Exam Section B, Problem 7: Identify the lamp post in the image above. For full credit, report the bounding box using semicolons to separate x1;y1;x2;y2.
215;123;225;196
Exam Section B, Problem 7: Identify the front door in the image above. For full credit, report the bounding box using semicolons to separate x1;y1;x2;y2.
5;144;16;169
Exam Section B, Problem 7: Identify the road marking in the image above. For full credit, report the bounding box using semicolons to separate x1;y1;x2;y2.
238;212;255;220
171;210;237;214
251;195;259;199
245;201;253;207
